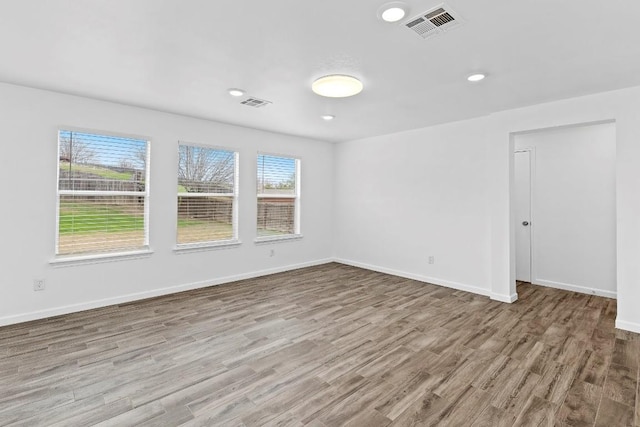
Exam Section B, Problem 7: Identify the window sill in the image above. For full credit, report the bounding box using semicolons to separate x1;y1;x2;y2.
254;234;303;244
173;239;241;254
50;248;154;267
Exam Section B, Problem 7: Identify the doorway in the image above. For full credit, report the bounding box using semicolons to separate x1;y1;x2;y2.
511;121;617;299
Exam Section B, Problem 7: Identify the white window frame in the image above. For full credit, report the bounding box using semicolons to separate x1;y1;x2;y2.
255;152;302;243
174;142;240;252
52;128;152;265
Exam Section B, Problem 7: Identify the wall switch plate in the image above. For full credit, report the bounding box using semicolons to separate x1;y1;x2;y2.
33;279;45;291
428;256;435;265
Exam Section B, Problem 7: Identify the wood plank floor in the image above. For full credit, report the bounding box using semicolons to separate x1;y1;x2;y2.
1;263;638;426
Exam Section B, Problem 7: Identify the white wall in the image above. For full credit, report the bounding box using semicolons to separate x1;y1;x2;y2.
335;85;640;333
0;83;334;326
514;123;616;297
333;118;492;296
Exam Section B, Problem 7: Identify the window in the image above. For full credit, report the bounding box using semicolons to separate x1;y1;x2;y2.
256;154;300;239
56;130;149;256
177;144;238;246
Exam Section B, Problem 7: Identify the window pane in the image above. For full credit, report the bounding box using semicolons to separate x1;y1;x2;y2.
57;130;148;257
257;198;295;237
177;196;234;244
58;130;147;192
257;154;296;196
178;146;235;194
177;144;237;245
58;194;145;255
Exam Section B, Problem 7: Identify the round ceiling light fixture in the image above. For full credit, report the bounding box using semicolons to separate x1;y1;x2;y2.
312;75;363;98
377;2;409;23
467;73;486;83
321;114;335;121
228;88;245;97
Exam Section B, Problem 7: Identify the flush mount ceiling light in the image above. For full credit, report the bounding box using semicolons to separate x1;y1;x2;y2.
312;75;363;98
321;115;335;121
228;88;245;97
378;2;409;23
467;73;486;82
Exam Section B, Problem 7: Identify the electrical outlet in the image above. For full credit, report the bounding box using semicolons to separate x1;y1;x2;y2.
269;249;276;257
33;279;45;291
428;256;435;265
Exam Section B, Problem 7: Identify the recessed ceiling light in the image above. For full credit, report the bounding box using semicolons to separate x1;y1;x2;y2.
467;73;486;83
228;88;245;97
382;7;405;22
312;75;363;98
378;2;409;23
321;115;335;121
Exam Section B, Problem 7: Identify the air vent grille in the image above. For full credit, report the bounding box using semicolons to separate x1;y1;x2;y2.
425;8;446;19
240;97;272;108
405;4;463;39
430;12;454;26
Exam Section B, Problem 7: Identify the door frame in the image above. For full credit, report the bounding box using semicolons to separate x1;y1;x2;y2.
514;147;536;284
506;120;616;302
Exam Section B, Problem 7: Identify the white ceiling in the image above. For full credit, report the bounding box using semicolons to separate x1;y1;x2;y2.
1;0;640;142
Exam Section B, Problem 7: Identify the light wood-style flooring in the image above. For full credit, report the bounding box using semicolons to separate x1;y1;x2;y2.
1;263;638;426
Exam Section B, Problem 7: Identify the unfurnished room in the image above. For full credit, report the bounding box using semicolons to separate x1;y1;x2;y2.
0;1;639;426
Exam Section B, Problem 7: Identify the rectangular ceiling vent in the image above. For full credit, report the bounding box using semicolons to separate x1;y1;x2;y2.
405;4;463;39
240;97;272;108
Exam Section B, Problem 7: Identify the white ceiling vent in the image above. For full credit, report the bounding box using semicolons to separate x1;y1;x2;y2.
240;97;272;108
405;4;463;39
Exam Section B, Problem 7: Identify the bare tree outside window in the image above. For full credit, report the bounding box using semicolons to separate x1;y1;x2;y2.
59;132;96;164
176;145;238;245
178;145;235;193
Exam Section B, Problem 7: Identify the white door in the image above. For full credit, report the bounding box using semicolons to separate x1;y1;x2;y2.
515;150;532;282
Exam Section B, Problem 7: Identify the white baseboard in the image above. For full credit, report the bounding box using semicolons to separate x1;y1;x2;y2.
490;293;519;303
615;319;640;334
334;258;490;297
533;278;616;299
0;258;335;327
